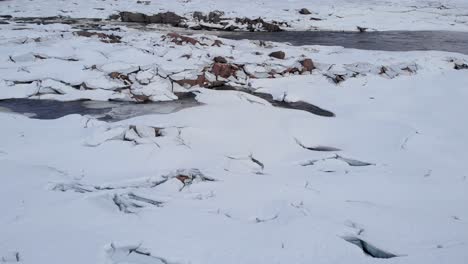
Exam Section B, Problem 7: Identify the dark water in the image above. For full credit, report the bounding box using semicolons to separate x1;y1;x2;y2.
221;31;468;54
0;97;200;121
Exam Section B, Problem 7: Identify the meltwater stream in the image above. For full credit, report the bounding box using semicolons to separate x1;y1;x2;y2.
0;97;200;122
221;30;468;54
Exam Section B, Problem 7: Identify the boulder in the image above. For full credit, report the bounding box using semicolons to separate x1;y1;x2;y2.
300;58;315;72
120;12;146;23
211;63;239;79
269;51;286;60
299;8;312;15
147;12;185;26
120;11;185;26
213;56;227;63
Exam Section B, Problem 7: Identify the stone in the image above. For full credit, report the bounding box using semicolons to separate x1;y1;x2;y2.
166;33;200;45
120;12;146;23
120;11;185;26
213;56;227;63
269;51;286;60
211;63;238;79
147;12;185;26
299;8;312;15
300;58;315;72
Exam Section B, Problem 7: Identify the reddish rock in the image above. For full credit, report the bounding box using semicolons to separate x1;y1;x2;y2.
175;74;207;87
176;175;190;183
109;72;131;85
166;32;199;45
211;63;238;78
212;40;223;47
300;58;315;72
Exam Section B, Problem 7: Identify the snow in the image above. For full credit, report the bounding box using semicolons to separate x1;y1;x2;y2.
1;1;468;264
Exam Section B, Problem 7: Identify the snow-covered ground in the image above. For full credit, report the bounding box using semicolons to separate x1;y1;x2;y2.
1;0;468;31
1;2;468;264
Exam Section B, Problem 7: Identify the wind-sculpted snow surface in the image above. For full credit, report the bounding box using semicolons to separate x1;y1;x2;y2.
1;7;468;264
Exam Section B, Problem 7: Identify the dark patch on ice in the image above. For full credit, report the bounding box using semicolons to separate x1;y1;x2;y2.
206;85;334;116
253;92;335;117
334;155;374;166
342;236;399;259
295;138;341;152
0;95;200;121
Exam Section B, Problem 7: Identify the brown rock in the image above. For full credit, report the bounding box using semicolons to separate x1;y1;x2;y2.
212;40;224;47
211;63;238;78
269;51;286;60
300;58;315;72
108;72;131;85
175;74;207;87
166;32;200;45
176;175;190;183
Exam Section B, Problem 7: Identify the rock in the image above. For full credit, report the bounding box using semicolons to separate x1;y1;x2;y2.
108;14;120;20
208;11;224;23
357;26;368;33
193;11;205;21
212;40;223;47
166;33;200;45
262;21;282;32
213;56;227;63
120;11;185;26
211;63;239;79
300;58;315;72
75;31;121;43
108;72;131;85
235;17;282;32
269;51;286;60
455;63;468;70
147;12;185;26
175;74;207;87
120;12;146;23
192;10;223;23
299;8;312;15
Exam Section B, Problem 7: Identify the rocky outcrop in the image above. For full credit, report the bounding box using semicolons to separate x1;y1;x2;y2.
235;17;283;32
120;11;185;26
